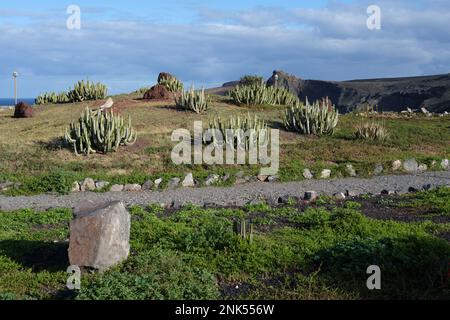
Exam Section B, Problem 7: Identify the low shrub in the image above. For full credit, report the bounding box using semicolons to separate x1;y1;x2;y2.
229;83;299;106
175;86;209;114
355;121;389;141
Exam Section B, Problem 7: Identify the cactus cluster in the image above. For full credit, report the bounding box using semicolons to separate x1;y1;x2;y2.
175;86;209;114
158;77;183;93
233;219;254;244
284;97;339;136
229;83;299;106
67;80;108;102
35;92;69;105
204;112;269;150
355;121;389;141
65;107;137;155
35;80;108;105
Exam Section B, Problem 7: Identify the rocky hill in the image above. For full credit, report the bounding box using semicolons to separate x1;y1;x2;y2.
212;71;450;113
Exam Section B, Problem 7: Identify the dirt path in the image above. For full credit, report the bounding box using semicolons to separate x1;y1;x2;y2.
0;172;449;212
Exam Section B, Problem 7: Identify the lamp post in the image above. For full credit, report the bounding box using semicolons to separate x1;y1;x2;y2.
13;72;18;105
274;74;279;88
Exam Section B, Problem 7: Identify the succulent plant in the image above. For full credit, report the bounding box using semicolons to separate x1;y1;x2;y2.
35;80;107;105
355;121;389;141
158;77;183;93
284;97;339;135
229;83;299;106
204;112;270;150
233;219;254;244
175;86;209;114
64;107;137;155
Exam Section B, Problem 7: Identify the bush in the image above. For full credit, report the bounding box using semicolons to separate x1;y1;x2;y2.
229;83;299;106
65;107;137;155
175;86;209;114
35;80;107;105
284;97;339;135
355;121;389;141
239;75;264;87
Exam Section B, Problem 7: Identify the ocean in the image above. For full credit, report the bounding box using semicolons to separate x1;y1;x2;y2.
0;98;35;108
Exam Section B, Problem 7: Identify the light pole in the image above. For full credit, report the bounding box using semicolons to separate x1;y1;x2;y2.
13;72;18;105
274;74;279;88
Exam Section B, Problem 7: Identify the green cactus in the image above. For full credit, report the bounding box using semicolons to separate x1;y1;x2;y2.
229;83;299;106
233;219;254;244
64;107;137;155
175;86;209;114
284;97;339;136
35;80;107;105
158;77;184;92
204;112;269;150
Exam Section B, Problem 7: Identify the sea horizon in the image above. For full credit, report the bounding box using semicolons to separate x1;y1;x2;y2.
0;98;35;108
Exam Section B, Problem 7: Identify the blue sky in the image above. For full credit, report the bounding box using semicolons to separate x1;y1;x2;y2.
0;0;449;97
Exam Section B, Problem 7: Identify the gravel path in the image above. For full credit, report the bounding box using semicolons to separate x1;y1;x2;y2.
1;172;449;212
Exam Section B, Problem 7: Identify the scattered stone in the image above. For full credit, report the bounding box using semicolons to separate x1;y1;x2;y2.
408;186;419;193
142;180;154;191
422;184;432;191
303;169;314;180
222;174;231;182
346;164;356;177
392;160;402;171
403;159;419;173
95;181;110;190
268;175;278;182
110;184;124;192
442;159;449;170
421;107;431;116
71;181;80;193
418;164;428;172
154;178;163;189
205;174;220;186
431;160;437;168
320;169;331;179
182;173;195;187
380;190;395;196
374;164;384;175
235;178;246;185
257;175;268;182
345;190;358;197
334;192;346;200
235;171;245;178
304;191;318;201
80;178;96;192
0;182;15;192
171;200;185;209
124;184;142;192
168;177;180;189
68;201;130;272
14;102;33;118
143;84;172;100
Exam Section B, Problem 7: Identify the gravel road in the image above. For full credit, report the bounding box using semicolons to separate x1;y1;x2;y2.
1;172;449;212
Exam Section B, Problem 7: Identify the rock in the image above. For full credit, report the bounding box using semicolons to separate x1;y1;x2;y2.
408;187;419;193
346;164;356;177
374;164;384;175
418;164;428;172
71;182;80;193
222;174;231;182
14;102;33;118
235;171;245;178
182;173;195;187
421;107;431;116
422;184;432;191
303;169;314;180
157;72;176;83
171;200;185;209
168;177;180;189
235;178;246;185
257;175;268;182
268;175;278;182
392;160;402;171
142;180;154;190
143;84;172;100
442;159;449;170
403;159;419;173
95;181;109;190
124;184;142;192
110;184;124;192
381;190;395;195
345;190;358;197
205;174;220;186
320;169;331;179
0;182;15;192
68;201;130;272
334;192;346;200
304;191;318;201
154;178;163;189
80;178;96;191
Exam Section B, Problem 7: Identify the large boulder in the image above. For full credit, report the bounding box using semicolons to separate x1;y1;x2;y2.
143;84;172;100
157;72;175;83
68;201;131;272
14;102;33;118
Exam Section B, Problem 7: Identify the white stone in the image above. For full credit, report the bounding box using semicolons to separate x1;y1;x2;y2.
110;184;124;192
320;169;331;179
80;178;96;191
442;159;449;170
124;184;142;192
182;173;195;187
303;169;314;180
392;160;402;171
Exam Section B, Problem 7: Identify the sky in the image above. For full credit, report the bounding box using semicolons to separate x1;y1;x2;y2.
0;0;449;97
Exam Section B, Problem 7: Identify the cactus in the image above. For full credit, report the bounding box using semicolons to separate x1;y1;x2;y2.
204;112;270;150
229;83;299;106
158;77;183;93
175;86;209;114
355;121;389;141
35;80;107;105
64;107;137;155
233;219;254;244
284;97;339;135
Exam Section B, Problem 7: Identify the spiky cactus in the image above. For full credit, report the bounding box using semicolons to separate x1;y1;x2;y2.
65;107;137;155
67;80;108;102
204;112;269;150
159;77;183;93
284;97;339;135
233;219;254;244
229;83;299;106
175;86;209;114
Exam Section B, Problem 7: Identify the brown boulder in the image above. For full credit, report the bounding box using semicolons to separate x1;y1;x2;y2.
14;101;33;118
143;84;172;100
157;72;175;83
